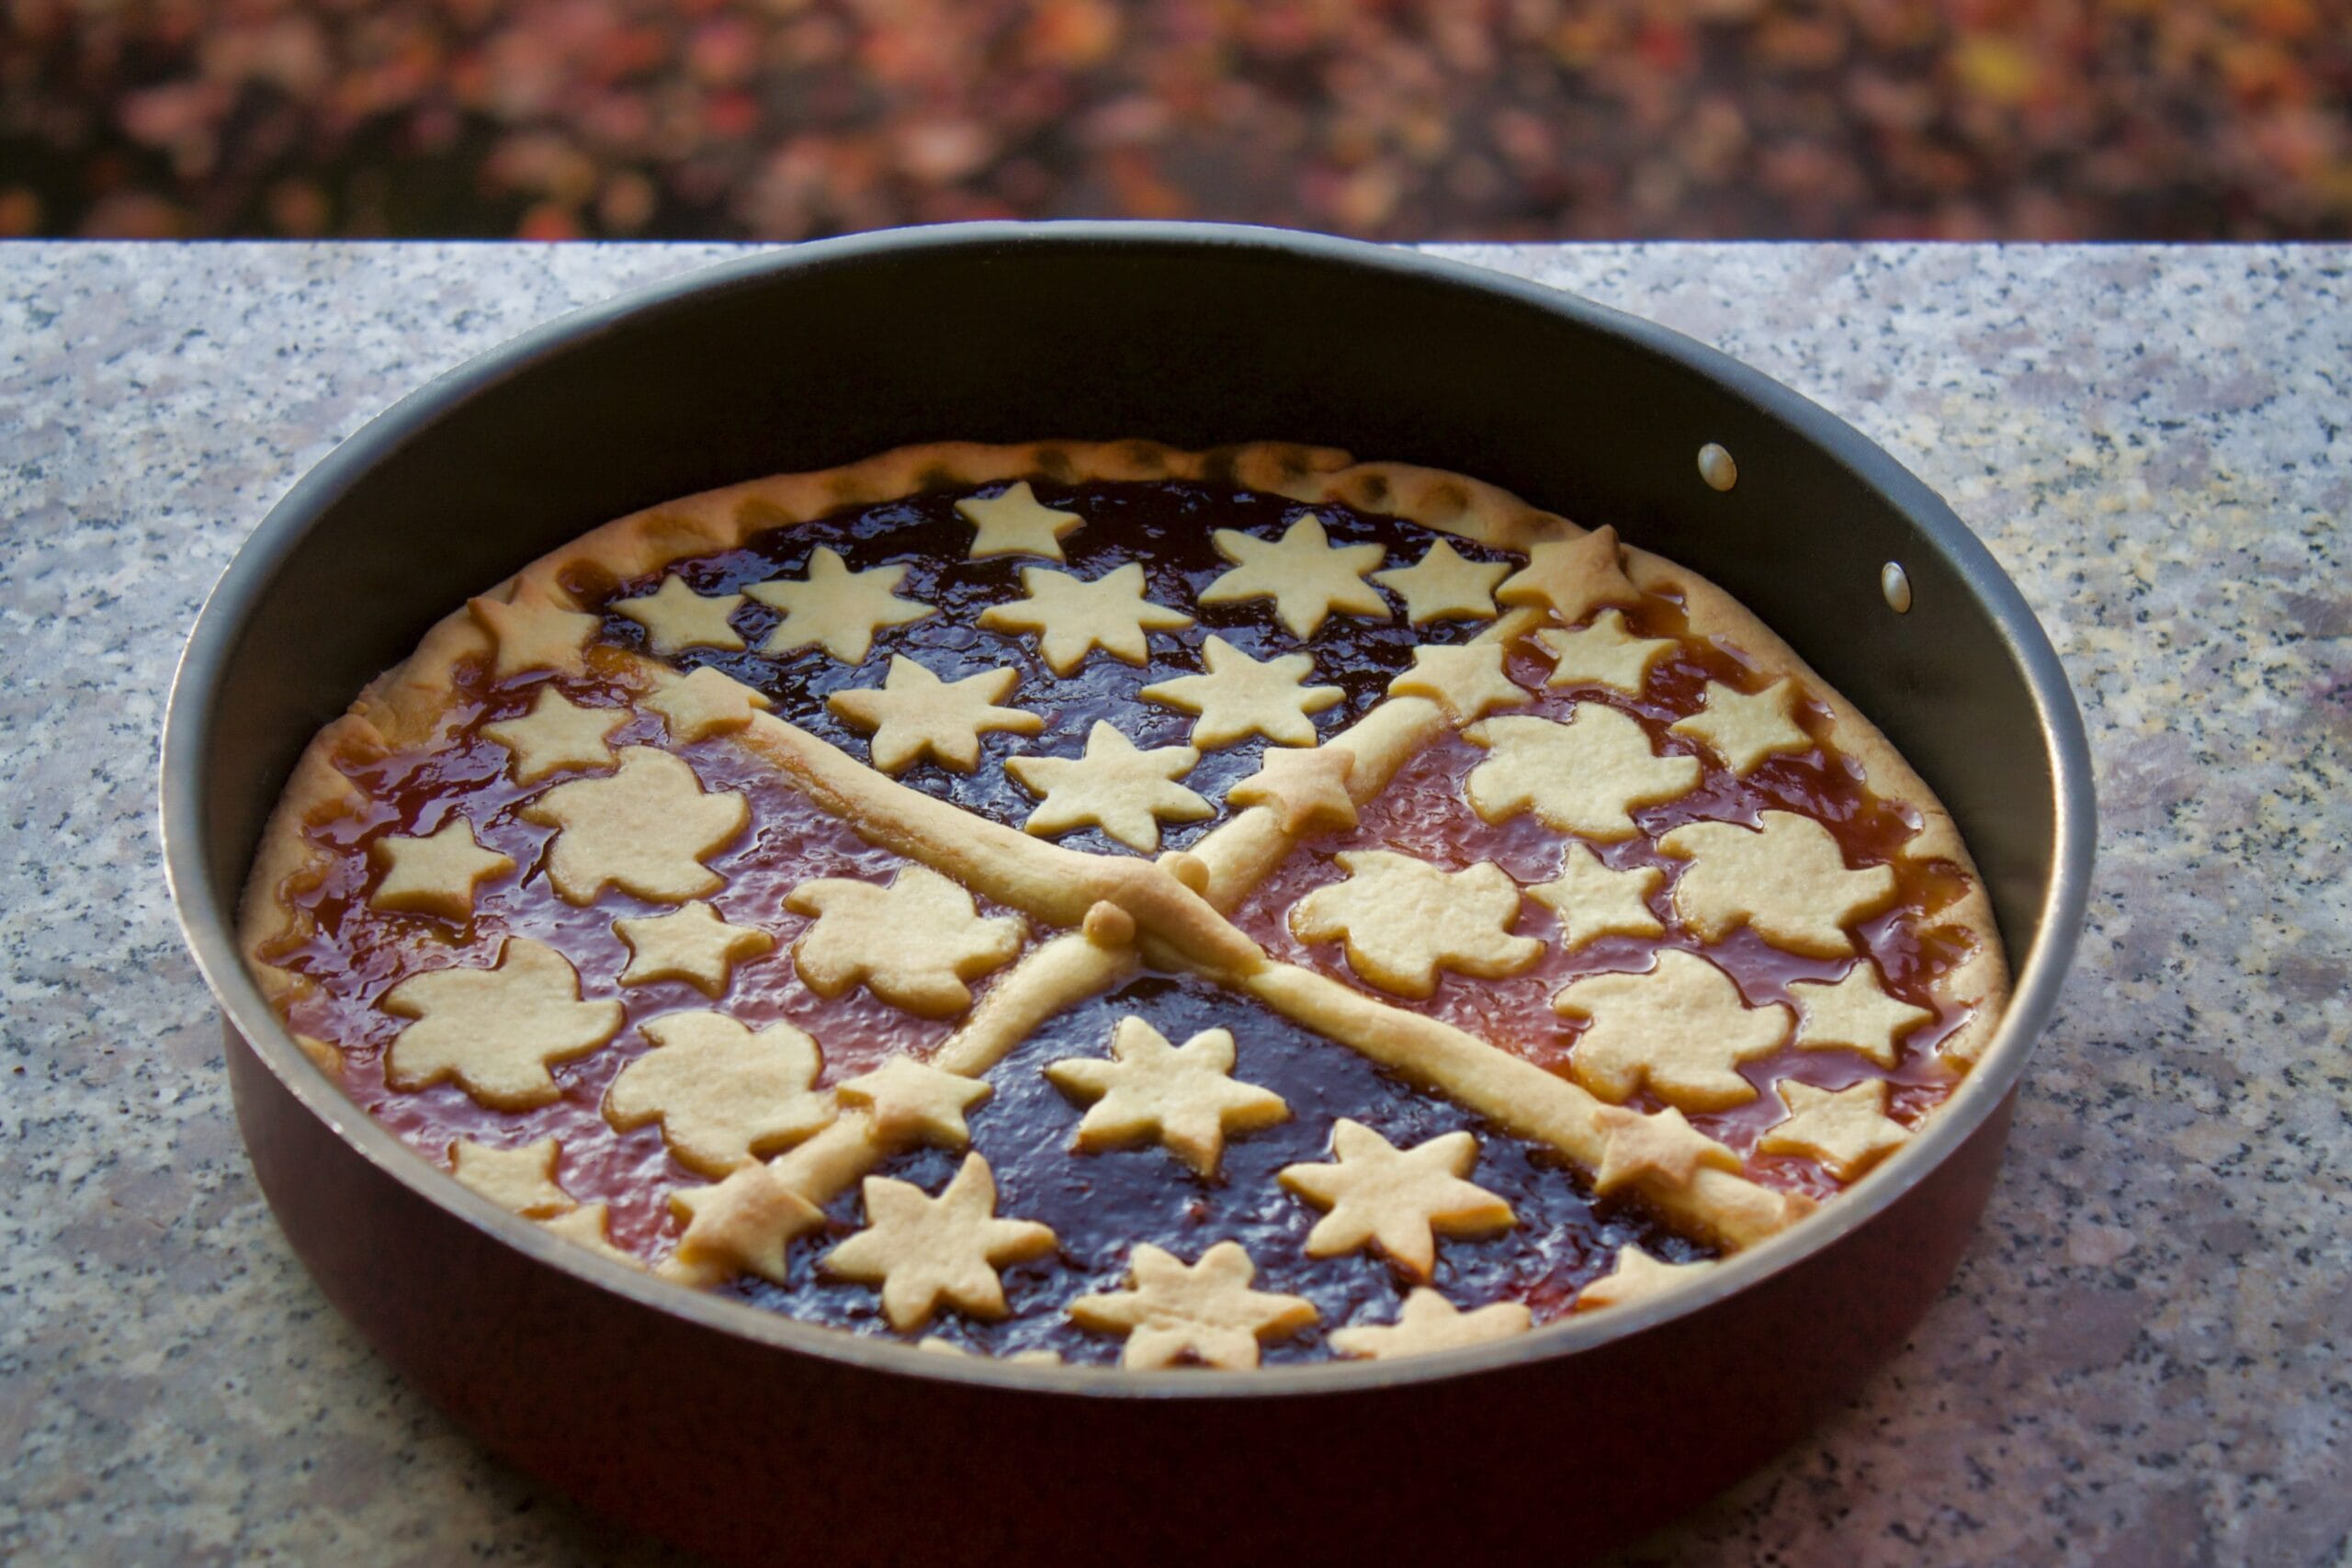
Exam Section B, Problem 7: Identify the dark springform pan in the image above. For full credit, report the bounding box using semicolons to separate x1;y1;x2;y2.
163;223;2094;1564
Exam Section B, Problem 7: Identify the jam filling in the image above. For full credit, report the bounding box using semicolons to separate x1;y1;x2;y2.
260;478;1981;1342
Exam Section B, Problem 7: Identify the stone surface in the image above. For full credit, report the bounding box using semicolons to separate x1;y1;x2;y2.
0;241;2344;1565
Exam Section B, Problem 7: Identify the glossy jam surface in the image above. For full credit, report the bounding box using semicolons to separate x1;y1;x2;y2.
257;477;1985;1344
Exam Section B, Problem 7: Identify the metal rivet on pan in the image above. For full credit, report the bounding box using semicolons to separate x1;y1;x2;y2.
1696;443;1737;491
1882;561;1914;614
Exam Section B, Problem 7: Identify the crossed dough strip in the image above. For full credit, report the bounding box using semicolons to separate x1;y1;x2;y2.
240;440;2006;1282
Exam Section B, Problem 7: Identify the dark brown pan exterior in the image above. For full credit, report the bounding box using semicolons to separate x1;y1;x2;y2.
165;223;2095;1564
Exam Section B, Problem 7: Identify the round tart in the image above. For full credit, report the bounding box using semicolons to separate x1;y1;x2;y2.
239;440;2007;1368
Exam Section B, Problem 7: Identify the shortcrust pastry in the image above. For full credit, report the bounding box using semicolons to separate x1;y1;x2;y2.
241;441;2006;1367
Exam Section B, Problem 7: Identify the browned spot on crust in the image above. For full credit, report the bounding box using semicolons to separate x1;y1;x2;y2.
1419;479;1469;518
917;462;961;492
559;561;619;604
1349;472;1391;508
1032;446;1076;481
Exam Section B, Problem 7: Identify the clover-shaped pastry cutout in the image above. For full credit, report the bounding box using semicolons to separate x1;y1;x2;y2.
383;937;622;1111
786;863;1024;1017
605;1011;834;1177
1657;810;1899;957
1553;950;1790;1111
1289;851;1542;998
1466;706;1701;840
521;746;748;904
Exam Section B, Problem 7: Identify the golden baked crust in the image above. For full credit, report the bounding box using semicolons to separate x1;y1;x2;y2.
240;439;2009;1342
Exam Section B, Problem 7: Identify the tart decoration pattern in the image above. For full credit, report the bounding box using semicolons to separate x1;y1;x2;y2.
241;440;2007;1368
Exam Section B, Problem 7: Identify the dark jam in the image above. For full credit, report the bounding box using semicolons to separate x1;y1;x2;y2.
265;478;1980;1340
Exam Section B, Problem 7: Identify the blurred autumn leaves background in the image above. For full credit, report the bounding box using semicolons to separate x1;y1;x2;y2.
4;0;2347;243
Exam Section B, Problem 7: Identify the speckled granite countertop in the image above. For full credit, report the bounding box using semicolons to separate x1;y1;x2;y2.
1;242;2344;1566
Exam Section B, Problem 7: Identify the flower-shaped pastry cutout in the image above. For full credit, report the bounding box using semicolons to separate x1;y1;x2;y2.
1045;1017;1290;1177
820;1153;1058;1332
1278;1119;1517;1280
1069;1241;1318;1370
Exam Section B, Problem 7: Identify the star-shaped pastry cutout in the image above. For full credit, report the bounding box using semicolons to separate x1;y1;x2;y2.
1589;1105;1743;1196
1329;1288;1532;1361
1278;1120;1517;1280
1386;641;1529;724
1758;1078;1912;1179
539;1203;639;1268
956;480;1085;560
1668;678;1812;773
383;937;623;1110
1227;744;1358;833
977;562;1193;674
368;818;514;921
1069;1241;1318;1370
820;1153;1058;1332
605;1011;834;1177
613;900;775;994
1465;707;1702;840
611;574;748;656
1006;720;1211;853
745;547;933;663
836;1055;994;1149
1573;1245;1714;1314
670;1162;824;1284
827;655;1043;773
1553;950;1791;1111
481;687;627;784
1525;843;1665;951
1494;526;1642;625
1045;1017;1291;1178
641;665;773;741
521;746;749;904
1290;851;1543;998
1656;811;1900;957
469;588;600;680
1789;960;1935;1066
1536;609;1679;694
1137;636;1343;750
1199;513;1392;638
786;863;1025;1017
1372;538;1510;624
449;1135;575;1218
